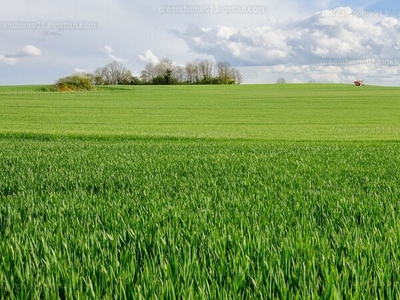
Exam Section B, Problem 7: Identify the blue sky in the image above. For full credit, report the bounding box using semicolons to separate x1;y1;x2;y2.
1;0;400;85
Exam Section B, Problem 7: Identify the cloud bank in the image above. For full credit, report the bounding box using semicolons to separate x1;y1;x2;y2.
171;7;400;83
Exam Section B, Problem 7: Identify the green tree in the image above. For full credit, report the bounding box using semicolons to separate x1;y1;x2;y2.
152;75;166;85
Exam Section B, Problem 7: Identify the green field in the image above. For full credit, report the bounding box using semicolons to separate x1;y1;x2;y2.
1;85;400;298
1;84;400;140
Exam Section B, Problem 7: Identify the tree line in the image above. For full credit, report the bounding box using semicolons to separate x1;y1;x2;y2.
93;59;242;85
51;59;243;91
139;58;242;85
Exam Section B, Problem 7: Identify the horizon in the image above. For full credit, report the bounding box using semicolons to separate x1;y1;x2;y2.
2;82;399;89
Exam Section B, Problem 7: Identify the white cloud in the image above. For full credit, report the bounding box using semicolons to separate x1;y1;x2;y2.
344;64;371;75
310;72;342;83
4;45;42;58
74;68;92;74
100;45;127;62
321;66;343;73
381;17;400;29
173;6;399;66
138;50;160;64
216;26;237;39
269;65;312;74
13;45;43;57
0;45;42;65
0;55;19;65
169;6;400;83
108;54;126;63
101;46;114;54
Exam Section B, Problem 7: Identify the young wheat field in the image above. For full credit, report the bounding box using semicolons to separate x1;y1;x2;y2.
1;84;400;298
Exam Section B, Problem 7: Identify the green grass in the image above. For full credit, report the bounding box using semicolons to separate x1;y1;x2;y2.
1;84;400;140
1;137;400;298
1;84;400;298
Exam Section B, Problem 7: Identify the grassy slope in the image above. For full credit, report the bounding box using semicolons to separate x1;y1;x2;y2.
1;84;399;140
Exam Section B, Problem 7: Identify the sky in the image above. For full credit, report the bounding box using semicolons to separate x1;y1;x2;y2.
1;0;400;85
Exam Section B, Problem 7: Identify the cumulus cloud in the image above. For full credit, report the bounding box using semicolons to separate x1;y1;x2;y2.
100;45;127;62
0;45;42;65
4;45;42;58
173;7;400;66
138;49;160;64
171;6;400;83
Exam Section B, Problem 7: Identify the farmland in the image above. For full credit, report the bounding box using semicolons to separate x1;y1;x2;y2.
1;84;400;140
1;84;400;298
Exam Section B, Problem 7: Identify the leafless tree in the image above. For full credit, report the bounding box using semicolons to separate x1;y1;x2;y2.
276;77;286;84
185;61;200;84
140;63;157;83
198;59;214;81
95;61;130;85
155;58;174;77
230;68;243;84
172;65;185;84
216;61;232;84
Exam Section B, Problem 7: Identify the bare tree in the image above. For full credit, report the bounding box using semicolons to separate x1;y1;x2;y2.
172;65;185;84
185;61;200;84
140;63;157;83
230;68;243;84
92;68;105;85
121;70;134;85
94;67;107;84
154;58;174;77
276;77;286;84
198;59;214;81
216;61;231;84
95;61;130;85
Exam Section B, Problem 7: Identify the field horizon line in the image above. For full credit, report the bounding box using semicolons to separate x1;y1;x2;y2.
1;131;400;144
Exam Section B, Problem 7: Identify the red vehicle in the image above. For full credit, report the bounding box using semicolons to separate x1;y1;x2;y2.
354;80;365;86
